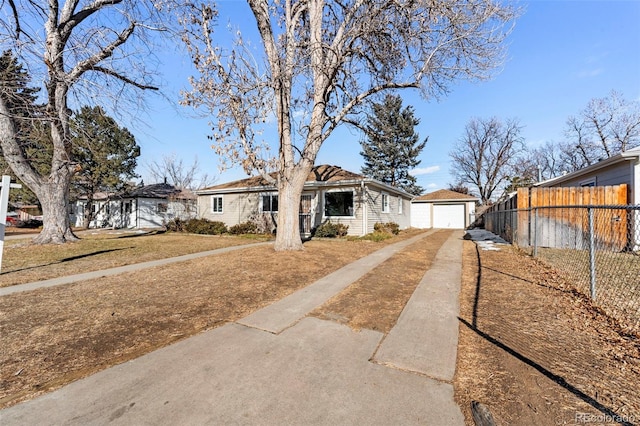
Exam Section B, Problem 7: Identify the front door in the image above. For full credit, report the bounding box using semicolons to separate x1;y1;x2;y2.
299;194;313;235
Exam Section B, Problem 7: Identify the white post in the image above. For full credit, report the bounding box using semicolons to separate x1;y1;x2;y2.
0;175;22;273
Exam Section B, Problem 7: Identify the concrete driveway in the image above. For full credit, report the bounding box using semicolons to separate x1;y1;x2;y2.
0;230;465;425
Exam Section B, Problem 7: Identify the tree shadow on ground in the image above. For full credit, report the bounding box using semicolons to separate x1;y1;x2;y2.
458;317;635;426
1;247;131;275
466;243;635;426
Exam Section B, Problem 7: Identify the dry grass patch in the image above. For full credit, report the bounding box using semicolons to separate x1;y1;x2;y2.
0;229;425;408
0;232;265;287
455;241;640;425
310;229;452;333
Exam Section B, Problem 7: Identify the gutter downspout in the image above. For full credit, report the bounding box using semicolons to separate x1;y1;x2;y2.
361;180;367;236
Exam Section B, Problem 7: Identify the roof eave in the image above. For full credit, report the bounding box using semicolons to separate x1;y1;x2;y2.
412;197;479;203
195;178;413;197
536;150;640;187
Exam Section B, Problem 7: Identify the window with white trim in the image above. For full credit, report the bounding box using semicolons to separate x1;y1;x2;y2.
212;195;223;214
382;193;390;213
398;196;403;214
261;194;279;212
324;191;354;217
580;178;596;187
157;202;168;213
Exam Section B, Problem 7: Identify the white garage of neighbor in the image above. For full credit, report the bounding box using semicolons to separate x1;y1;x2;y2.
411;189;478;229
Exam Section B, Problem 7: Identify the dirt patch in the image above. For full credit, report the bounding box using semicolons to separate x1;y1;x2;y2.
0;230;425;408
455;240;640;425
310;229;452;333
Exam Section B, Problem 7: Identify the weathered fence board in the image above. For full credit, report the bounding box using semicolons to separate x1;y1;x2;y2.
489;185;628;249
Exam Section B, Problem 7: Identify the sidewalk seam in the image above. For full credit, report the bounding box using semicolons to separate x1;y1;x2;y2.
369;359;456;385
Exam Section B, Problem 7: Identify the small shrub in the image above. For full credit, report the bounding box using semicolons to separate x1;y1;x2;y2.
165;218;186;232
313;221;349;238
229;221;258;235
360;231;393;242
184;218;228;235
374;222;400;235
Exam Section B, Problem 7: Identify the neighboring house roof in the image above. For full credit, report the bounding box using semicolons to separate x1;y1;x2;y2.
127;183;196;200
536;146;640;187
73;191;119;201
196;164;412;197
413;189;479;202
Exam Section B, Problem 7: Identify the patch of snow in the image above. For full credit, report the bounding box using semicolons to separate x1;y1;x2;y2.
464;229;509;251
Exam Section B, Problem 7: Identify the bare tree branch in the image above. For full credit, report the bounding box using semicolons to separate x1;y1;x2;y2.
90;66;158;90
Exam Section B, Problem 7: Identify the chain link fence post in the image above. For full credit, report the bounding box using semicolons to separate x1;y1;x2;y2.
533;207;538;257
588;207;596;300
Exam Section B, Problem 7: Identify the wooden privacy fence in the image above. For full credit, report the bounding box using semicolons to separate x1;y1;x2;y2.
516;185;628;250
484;184;630;250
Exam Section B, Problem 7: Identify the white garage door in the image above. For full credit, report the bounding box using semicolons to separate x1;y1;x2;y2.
433;204;465;229
411;203;431;229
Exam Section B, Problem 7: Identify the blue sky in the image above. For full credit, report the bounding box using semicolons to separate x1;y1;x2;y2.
135;0;640;192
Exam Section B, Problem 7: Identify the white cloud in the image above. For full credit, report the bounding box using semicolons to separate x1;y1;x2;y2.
410;165;441;176
577;68;603;79
427;183;438;189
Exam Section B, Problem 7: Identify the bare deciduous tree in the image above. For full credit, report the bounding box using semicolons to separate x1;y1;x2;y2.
528;141;564;181
0;1;170;243
526;91;640;182
565;90;640;167
145;153;216;191
450;117;525;204
180;0;519;250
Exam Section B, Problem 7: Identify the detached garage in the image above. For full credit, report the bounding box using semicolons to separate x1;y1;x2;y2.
411;189;478;229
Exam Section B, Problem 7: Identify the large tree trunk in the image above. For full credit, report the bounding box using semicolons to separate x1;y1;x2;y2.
274;163;312;251
32;180;78;244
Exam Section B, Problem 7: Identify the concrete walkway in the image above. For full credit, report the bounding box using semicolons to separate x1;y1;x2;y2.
0;230;465;425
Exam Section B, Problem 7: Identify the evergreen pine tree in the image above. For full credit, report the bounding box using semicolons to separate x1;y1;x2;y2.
70;105;141;227
0;50;47;206
360;95;427;195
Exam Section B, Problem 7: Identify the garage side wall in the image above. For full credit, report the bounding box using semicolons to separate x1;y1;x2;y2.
410;202;432;229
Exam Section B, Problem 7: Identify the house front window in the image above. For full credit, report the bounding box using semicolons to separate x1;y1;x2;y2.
157;202;168;213
325;191;354;217
382;193;390;213
398;196;403;214
212;195;223;214
261;194;278;213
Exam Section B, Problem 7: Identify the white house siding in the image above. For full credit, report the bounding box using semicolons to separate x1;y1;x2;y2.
198;192;260;226
365;187;411;235
134;198;166;228
73;199;125;228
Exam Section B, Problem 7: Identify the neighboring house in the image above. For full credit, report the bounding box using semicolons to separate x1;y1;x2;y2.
411;189;478;229
71;182;197;229
535;146;640;203
195;164;413;237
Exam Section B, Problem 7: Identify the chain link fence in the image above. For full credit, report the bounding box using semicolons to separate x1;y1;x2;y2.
484;205;640;334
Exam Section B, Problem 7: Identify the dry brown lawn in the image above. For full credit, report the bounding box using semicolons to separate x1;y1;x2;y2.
0;228;430;409
456;240;640;425
0;231;264;287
